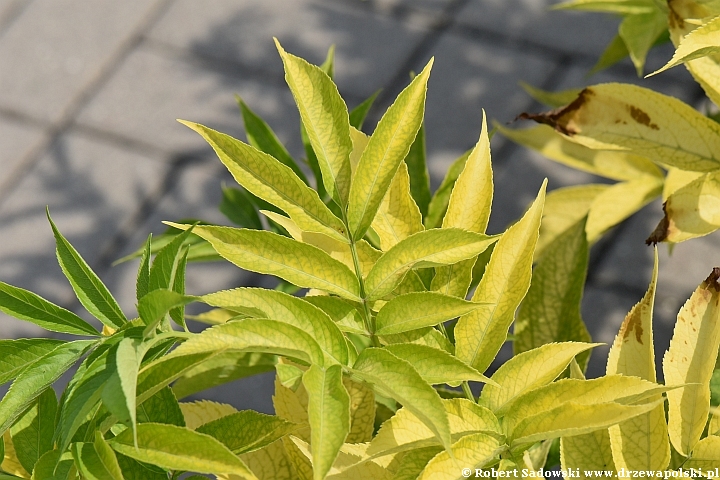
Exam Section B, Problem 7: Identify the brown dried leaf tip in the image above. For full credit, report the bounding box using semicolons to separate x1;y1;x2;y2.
703;267;720;292
646;202;670;246
517;88;594;136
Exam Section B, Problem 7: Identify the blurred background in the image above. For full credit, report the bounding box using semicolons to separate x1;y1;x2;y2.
0;0;716;411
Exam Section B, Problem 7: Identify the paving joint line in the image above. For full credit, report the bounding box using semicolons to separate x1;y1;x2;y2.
0;0;176;210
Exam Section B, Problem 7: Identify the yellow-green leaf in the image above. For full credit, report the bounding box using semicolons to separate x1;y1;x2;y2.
351;348;451;451
443;111;493;233
663;269;720;456
202;287;349;365
239;440;294;480
663;167;703;201
553;0;657;14
586;176;663;241
169;224;360;301
197;411;299;455
480;342;599;414
109;423;257;478
683;435;720;470
343;376;375;443
276;40;352;205
520;83;720;172
496;123;663;182
383;344;493;386
417;433;502;480
370;162;424;251
667;0;720;107
505;376;668;445
366;398;501;460
560;430;616;477
653;12;720;75
606;247;669;470
179;400;237;430
519;82;583;108
648;171;720;243
537;184;607;259
71;436;124;480
347;59;433;239
179;121;347;242
303;364;350;480
433;112;493;297
364;229;498;301
455;181;546;372
375;292;484;335
424;151;470;229
514;218;592;363
379;327;453;353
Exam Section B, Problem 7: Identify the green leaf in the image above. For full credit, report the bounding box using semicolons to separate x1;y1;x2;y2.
347;58;433;239
136;234;152;302
519;82;583;108
197;411;297;455
276;40;352;205
455;181;546;372
349;90;380;130
364;229;498;301
237;96;308;184
302;295;367;335
31;449;74;480
351;347;451;452
171;352;275;400
47;210;126;329
404;121;432;218
162;318;326;366
0;282;98;336
202;288;348;365
115;452;167;480
9;387;56;474
109;423;257;478
514;218;592;366
619;8;668;76
179;121;347;242
101;337;147;443
137;350;219;405
171;224;360;301
383;344;493;386
0;339;65;385
148;225;194;294
375;292;484;335
480;342;599;414
0;340;93;435
302;364;350;480
71;434;124;480
219;185;263;230
169;245;189;328
424;151;469;229
137;289;196;330
520;84;720;172
137;387;185;426
590;34;630;75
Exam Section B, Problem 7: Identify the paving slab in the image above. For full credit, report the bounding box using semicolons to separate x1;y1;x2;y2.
0;0;162;123
456;0;621;58
0;0;27;32
147;0;427;99
0;115;47;189
423;30;557;189
0;130;167;339
77;45;303;157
